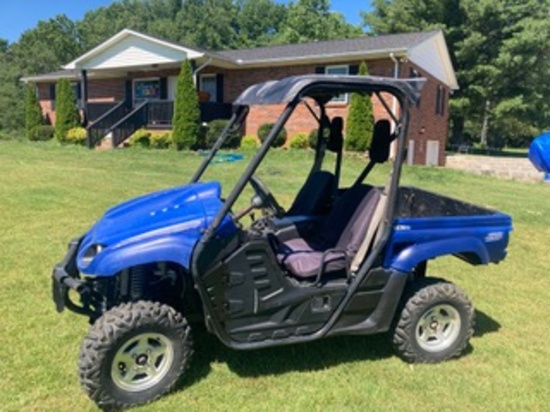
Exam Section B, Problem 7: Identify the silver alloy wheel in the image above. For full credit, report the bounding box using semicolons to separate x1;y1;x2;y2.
111;333;174;392
415;304;461;352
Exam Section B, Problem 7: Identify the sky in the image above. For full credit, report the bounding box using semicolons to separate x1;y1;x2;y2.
0;0;368;44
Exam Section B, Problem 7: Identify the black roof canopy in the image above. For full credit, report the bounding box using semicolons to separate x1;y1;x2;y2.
233;75;426;107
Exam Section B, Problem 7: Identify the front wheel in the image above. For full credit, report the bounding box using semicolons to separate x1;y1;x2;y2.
392;279;475;363
78;301;193;409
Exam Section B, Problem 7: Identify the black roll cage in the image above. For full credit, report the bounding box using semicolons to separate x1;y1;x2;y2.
188;76;418;349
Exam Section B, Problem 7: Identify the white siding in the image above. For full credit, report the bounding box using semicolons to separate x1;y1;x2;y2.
408;33;458;90
81;36;188;70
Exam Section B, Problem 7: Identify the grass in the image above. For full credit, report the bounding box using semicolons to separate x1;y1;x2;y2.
446;146;529;158
1;140;549;411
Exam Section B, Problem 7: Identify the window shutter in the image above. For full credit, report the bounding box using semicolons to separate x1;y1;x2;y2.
216;74;224;103
349;65;359;75
49;84;56;100
75;82;82;100
125;80;132;106
315;66;325;74
160;77;168;100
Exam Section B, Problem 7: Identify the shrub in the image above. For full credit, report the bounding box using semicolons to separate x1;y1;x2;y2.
55;78;80;143
240;134;260;150
29;125;55;141
257;123;287;148
172;60;200;150
345;61;374;152
205;119;241;149
308;127;331;149
128;129;151;147
66;127;87;145
150;132;172;149
25;85;43;140
308;129;318;149
289;132;309;149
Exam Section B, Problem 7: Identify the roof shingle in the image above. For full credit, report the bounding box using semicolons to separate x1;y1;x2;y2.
216;31;438;63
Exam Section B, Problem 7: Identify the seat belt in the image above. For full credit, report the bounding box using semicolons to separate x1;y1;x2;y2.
350;177;391;273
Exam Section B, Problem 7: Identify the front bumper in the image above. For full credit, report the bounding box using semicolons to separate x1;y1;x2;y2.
52;237;96;316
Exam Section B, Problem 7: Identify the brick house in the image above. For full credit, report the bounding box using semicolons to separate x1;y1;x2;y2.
23;29;457;166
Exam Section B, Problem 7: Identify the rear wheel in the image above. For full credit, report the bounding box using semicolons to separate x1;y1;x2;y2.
392;279;474;363
78;301;193;409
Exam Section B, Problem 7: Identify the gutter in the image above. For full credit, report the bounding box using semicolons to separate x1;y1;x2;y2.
220;48;409;68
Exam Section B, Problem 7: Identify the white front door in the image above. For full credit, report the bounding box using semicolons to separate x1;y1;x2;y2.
168;76;178;101
426;140;440;166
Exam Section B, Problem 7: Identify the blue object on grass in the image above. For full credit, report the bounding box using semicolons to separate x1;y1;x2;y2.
529;131;550;173
199;151;244;164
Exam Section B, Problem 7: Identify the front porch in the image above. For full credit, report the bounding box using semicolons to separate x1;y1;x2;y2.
85;100;233;147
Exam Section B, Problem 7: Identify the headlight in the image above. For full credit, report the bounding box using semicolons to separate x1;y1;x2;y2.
81;244;104;266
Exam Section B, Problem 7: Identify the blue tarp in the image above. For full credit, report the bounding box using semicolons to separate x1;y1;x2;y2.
529;132;550;174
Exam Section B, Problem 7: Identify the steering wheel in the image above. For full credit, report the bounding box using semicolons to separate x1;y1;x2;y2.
249;175;285;218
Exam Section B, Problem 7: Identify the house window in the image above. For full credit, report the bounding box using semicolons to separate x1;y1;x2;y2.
325;65;349;102
133;78;161;102
436;85;446;116
199;74;217;102
409;68;421;107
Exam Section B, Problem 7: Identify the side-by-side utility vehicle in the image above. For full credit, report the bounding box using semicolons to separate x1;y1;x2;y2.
52;75;512;408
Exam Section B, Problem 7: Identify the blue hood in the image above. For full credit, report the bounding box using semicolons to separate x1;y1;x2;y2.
77;181;237;275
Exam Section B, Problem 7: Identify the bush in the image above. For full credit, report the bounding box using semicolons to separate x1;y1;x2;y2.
128;129;151;147
25;85;43;140
289;132;309;149
345;61;374;152
257;123;287;148
205;119;241;149
308;129;318;149
150;132;172;149
240;134;260;150
172;60;200;150
66;127;87;145
29;125;55;141
55;78;80;143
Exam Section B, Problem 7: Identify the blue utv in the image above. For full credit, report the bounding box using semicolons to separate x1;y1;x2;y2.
52;75;512;409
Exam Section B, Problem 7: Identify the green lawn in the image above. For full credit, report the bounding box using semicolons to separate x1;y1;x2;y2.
1;140;549;411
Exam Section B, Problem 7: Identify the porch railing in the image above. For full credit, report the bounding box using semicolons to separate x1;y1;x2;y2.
85;100;234;148
145;101;233;127
87;102;121;123
86;101;130;148
111;101;149;147
200;102;233;122
147;101;173;126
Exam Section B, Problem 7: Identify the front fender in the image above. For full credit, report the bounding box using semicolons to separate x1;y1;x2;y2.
390;237;490;273
82;235;197;276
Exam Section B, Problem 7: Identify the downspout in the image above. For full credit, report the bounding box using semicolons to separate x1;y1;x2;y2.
389;52;400;159
192;57;212;84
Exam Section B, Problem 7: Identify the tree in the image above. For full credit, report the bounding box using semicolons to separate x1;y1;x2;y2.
10;15;81;75
237;0;287;47
345;62;374;152
275;0;362;44
25;85;43;139
363;0;549;147
172;60;200;150
0;47;25;132
55;78;80;142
